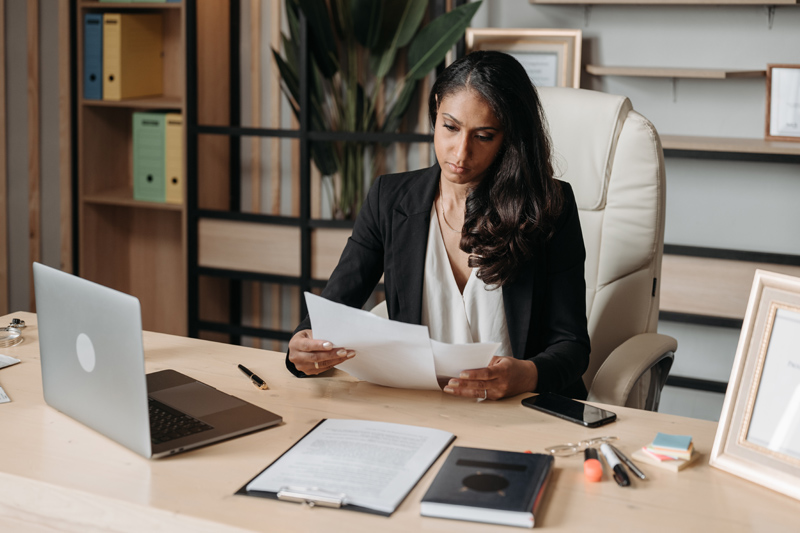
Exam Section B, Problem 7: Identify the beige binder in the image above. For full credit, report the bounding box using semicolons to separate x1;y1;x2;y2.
103;13;163;101
165;113;183;205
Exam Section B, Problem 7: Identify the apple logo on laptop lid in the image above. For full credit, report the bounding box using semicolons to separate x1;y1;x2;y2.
76;333;96;372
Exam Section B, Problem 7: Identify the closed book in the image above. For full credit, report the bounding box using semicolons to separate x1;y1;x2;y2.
164;113;183;204
421;447;553;529
133;112;166;203
83;13;103;100
103;13;163;101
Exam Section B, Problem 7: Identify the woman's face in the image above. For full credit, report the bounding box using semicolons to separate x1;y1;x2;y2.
434;89;504;188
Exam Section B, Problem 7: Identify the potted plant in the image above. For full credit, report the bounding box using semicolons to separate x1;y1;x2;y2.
273;0;482;219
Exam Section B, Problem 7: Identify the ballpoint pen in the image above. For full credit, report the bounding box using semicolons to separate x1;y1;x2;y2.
608;443;646;480
600;443;630;487
238;364;269;390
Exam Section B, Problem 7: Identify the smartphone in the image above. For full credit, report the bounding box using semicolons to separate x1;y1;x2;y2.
521;393;617;428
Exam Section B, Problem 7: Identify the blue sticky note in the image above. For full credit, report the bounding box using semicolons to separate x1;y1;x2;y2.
652;432;692;451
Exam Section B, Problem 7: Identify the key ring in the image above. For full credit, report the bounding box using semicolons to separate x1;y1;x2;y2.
544;436;618;456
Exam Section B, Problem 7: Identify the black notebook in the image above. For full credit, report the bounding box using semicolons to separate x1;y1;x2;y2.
420;446;554;529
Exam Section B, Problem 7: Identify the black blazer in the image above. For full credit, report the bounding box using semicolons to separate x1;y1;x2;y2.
288;163;591;399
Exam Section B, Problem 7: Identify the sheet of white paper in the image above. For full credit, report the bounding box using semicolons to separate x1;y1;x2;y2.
0;354;20;370
246;419;454;514
430;339;500;380
304;293;440;389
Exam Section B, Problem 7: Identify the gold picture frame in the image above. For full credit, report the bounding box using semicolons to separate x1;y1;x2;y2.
465;28;582;89
710;269;800;501
765;64;800;142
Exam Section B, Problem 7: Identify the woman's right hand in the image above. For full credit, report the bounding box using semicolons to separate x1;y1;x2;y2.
288;329;355;375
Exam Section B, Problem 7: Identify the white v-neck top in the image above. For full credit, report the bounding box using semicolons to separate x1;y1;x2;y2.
421;205;513;357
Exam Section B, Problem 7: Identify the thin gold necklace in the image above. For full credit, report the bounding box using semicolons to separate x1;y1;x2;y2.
438;180;462;234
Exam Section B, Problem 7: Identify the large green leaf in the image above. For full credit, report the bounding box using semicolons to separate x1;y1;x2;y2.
352;0;382;49
372;0;427;80
395;0;427;48
296;0;339;78
405;1;482;81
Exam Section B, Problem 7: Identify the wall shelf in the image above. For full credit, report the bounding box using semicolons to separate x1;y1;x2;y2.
83;191;185;211
531;1;798;5
586;65;765;79
82;96;184;110
79;1;183;9
661;135;800;156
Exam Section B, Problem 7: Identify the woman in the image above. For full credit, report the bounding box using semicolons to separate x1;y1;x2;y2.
287;51;590;400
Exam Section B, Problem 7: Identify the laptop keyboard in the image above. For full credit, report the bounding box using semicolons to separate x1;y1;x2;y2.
148;397;213;445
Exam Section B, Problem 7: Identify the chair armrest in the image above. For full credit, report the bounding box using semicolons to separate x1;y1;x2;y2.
587;333;677;411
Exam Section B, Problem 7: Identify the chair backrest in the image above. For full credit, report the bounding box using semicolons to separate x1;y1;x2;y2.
537;87;667;393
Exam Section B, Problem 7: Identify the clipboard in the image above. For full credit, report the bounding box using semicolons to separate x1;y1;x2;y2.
235;419;455;516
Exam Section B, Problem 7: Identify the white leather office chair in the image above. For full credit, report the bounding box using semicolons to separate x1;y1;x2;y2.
538;87;675;411
373;87;676;411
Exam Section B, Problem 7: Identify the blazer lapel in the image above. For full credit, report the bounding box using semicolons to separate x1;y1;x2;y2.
391;164;440;325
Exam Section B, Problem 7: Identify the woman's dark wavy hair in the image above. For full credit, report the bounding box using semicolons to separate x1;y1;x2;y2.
428;50;563;287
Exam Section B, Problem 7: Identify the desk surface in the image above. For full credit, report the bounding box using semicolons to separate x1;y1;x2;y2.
1;312;798;532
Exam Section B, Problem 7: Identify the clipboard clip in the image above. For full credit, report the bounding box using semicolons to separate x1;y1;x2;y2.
277;486;347;508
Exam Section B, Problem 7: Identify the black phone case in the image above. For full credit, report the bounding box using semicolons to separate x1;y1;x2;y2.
521;394;617;428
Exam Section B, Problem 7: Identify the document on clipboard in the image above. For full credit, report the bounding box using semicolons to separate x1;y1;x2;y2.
236;419;455;516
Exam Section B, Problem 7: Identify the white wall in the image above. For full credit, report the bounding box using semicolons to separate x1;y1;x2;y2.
471;0;800;421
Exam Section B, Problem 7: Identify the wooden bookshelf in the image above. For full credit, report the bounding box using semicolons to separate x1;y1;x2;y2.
586;65;765;79
76;1;228;336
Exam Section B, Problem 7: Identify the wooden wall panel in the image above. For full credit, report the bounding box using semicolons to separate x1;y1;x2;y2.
199;219;301;276
0;0;7;315
58;1;71;273
311;228;351;280
27;0;40;310
661;255;800;320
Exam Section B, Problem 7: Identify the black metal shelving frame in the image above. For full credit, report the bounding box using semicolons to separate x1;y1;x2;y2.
186;1;436;344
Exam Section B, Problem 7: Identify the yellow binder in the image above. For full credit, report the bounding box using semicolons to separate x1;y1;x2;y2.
164;113;183;205
103;13;163;101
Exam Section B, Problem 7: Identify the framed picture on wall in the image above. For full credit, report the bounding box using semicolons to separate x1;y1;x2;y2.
710;269;800;501
465;28;582;89
765;64;800;142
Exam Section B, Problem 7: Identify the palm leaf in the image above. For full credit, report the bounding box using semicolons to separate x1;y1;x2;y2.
405;1;481;81
296;0;339;78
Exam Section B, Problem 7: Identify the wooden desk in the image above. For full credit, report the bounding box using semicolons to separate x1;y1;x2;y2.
1;312;798;532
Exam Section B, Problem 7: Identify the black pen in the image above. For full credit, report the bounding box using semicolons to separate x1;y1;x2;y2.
238;364;269;390
600;443;630;487
608;443;646;480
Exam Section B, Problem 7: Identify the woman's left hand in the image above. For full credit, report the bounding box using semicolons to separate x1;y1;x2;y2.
443;356;538;400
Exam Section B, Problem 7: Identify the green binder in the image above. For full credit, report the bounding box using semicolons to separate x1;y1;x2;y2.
133;112;166;203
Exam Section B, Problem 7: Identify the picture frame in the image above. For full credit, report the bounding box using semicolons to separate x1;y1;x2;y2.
710;269;800;501
765;64;800;142
465;28;582;89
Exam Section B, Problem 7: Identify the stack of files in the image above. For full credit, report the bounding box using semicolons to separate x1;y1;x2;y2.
632;432;698;472
133;112;183;204
103;13;163;101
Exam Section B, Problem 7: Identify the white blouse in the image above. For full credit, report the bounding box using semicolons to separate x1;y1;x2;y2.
421;205;513;357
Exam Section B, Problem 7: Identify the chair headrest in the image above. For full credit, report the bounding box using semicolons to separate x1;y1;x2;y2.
537;87;633;211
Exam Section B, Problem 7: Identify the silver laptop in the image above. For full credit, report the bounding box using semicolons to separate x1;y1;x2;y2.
33;262;282;458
